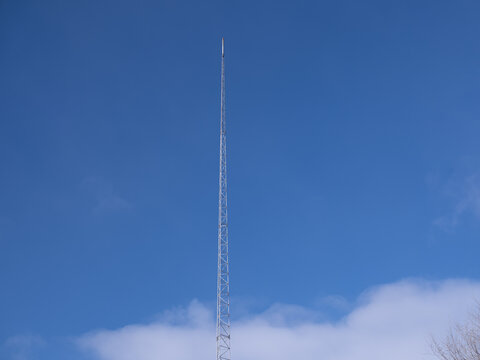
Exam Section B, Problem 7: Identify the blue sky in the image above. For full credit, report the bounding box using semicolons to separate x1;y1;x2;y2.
1;0;480;359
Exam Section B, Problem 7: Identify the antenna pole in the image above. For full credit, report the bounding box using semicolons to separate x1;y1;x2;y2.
216;37;231;360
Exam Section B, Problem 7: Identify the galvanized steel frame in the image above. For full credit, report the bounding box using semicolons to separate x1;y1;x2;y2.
216;37;231;360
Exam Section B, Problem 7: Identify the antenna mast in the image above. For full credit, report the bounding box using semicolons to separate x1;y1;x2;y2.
216;37;231;360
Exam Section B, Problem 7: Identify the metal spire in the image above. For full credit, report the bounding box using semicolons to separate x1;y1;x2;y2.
216;37;231;360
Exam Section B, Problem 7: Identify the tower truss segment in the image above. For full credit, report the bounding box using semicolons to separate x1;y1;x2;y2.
216;37;231;360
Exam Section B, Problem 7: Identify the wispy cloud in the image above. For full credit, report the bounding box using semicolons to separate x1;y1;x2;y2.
434;173;480;230
3;335;45;360
83;176;131;215
77;279;480;360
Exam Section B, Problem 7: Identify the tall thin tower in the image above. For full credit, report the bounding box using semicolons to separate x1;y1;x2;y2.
216;37;231;360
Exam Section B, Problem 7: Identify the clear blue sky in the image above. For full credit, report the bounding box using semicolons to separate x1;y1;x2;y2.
1;0;480;358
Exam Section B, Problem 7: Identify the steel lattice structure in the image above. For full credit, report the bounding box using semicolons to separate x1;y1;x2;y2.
216;37;231;360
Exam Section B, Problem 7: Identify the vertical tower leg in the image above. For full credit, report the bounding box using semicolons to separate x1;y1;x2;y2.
216;37;231;360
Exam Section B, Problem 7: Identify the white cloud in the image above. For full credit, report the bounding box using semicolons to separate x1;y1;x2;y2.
82;176;131;215
93;194;130;215
77;279;480;360
4;335;45;360
434;173;480;230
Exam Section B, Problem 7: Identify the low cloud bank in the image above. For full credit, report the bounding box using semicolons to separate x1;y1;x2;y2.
78;279;480;360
